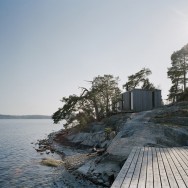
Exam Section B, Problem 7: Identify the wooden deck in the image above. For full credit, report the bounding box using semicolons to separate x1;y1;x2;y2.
111;147;188;188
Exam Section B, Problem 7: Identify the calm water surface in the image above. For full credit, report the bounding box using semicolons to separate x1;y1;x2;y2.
0;119;66;188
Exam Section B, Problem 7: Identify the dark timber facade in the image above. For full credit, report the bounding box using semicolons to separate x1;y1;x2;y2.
119;89;162;112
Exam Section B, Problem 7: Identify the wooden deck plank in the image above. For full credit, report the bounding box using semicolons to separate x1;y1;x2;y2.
177;147;188;170
178;147;188;176
160;148;178;188
146;147;153;188
151;147;161;188
137;147;148;188
174;148;188;171
168;148;188;187
178;147;188;160
163;148;186;188
111;147;188;188
111;147;137;188
121;147;141;188
129;147;144;188
156;148;170;188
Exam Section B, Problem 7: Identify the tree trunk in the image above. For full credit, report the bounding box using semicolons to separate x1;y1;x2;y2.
93;97;100;121
183;55;187;91
106;93;109;116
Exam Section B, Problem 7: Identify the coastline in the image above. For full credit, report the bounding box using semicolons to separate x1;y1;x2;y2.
37;114;130;187
37;130;104;187
37;101;188;187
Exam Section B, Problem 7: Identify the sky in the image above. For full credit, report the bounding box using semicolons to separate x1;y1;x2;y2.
0;0;188;115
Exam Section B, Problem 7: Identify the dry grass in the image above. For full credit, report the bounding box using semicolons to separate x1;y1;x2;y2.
40;158;64;167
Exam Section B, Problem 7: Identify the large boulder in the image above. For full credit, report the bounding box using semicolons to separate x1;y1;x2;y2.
68;132;106;147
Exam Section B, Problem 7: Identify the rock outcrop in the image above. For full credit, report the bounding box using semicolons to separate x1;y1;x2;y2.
48;102;188;187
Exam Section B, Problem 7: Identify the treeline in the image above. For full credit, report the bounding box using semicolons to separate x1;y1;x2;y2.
52;69;155;129
53;43;188;129
168;43;188;102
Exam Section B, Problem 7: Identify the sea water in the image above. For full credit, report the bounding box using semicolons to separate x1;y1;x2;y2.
0;119;66;187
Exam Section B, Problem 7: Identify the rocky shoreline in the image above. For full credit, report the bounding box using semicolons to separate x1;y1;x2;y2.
36;101;188;187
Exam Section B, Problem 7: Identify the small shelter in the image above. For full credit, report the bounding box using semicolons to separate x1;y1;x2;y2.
118;89;162;112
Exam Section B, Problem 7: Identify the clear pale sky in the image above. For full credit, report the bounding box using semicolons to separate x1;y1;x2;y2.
0;1;188;115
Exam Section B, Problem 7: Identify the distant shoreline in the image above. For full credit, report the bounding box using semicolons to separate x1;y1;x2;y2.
0;115;51;119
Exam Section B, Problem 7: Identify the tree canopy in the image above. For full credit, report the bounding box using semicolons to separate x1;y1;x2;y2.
167;43;188;102
52;74;121;128
123;68;155;91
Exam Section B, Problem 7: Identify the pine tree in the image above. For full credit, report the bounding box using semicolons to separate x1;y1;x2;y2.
52;74;121;128
167;44;188;102
123;68;155;91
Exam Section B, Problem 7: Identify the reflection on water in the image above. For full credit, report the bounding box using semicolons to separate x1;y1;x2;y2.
0;119;66;188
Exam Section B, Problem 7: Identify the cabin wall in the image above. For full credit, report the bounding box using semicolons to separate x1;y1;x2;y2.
120;89;161;112
122;92;131;111
153;90;161;108
132;90;153;112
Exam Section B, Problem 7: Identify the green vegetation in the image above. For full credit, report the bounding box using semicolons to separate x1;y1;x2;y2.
52;75;121;128
167;43;188;102
52;68;155;130
52;42;188;129
123;68;155;91
104;127;113;139
52;71;156;129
